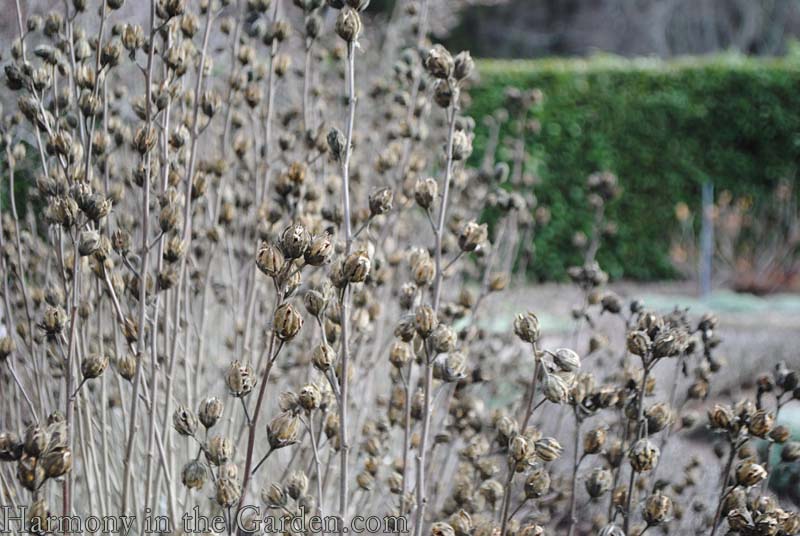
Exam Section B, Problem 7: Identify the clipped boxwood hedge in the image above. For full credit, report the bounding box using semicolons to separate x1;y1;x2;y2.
468;55;800;281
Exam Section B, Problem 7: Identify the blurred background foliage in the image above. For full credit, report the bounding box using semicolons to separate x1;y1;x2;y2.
467;55;800;281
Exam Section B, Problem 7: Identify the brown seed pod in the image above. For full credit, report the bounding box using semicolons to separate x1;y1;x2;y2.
274;303;304;341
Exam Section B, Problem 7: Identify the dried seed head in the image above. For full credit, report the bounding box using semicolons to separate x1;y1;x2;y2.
369;187;394;216
626;330;650;357
181;459;207;490
643;493;672;526
553;348;581;373
424;45;454;79
412;255;435;287
414;177;438;209
583;427;607;455
215;478;241;507
274;303;304;341
281;223;311;259
415;305;438;338
198;397;224;429
226;361;256;397
262;482;286;506
451;130;473;161
781;441;800;462
534;437;563;462
585;467;613;498
327;127;347;160
748;410;775;438
116;354;137;381
0;336;15;361
430;522;455;536
430;324;457;354
173;406;198;437
207;435;234;466
41;447;72;478
524;466;551;498
313;343;336;372
513;312;540;343
453;51;474;81
0;432;23;462
304;288;329;317
541;372;569;404
356;470;374;490
268;411;300;449
735;460;767;487
629;439;659;472
343;250;371;283
81;353;109;379
305;234;334;266
24;424;49;457
286;470;309;499
440;351;467;383
299;384;322;411
17;455;45;491
335;7;361;42
257;242;285;278
389;341;412;368
458;221;487;253
708;404;734;430
644;403;672;434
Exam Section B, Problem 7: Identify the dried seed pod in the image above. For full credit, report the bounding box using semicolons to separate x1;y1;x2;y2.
226;361;256;397
356;470;374;490
735;460;767;487
513;312;540;343
440;352;467;383
304;288;329;317
41;447;72;478
17;455;45;491
458;221;487;252
626;330;650;357
299;384;321;411
583;427;607;455
781;441;800;462
286;470;309;499
424;45;454;79
643;493;672;526
256;242;285;278
748;410;774;438
389;341;412;368
181;459;207;489
215;478;241;507
369;187;394;216
274;303;303;341
262;483;286;507
430;522;455;536
524;466;550;498
708;404;734;430
327;128;347;160
541;372;569;404
553;348;581;373
430;324;456;354
534;437;563;462
267;412;300;449
453;51;474;81
81;353;109;379
173;406;198;437
281;224;311;259
0;432;23;462
585;467;613;498
644;403;672;434
313;343;336;372
206;435;233;466
0;336;15;361
414;177;438;209
198;397;224;429
335;7;361;42
116;354;137;381
628;439;659;472
305;234;333;266
40;306;68;336
24;424;49;457
415;305;438;339
343;250;370;283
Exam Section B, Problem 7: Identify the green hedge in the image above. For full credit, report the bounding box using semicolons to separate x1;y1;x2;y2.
468;55;800;281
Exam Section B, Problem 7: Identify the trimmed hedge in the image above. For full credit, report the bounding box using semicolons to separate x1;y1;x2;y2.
468;55;800;281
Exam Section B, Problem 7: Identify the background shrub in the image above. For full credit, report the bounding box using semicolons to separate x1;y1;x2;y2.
469;54;800;280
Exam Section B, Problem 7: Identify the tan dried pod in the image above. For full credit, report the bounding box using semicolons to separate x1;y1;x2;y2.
274;303;303;341
181;459;207;490
41;447;72;478
225;361;256;397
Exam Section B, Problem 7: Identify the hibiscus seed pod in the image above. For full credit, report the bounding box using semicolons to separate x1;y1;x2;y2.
334;7;361;43
458;221;487;253
173;406;198;436
534;437;563;462
206;435;233;466
280;223;311;259
267;412;300;449
304;234;333;266
585;467;613;498
286;470;309;500
23;424;49;457
369;187;393;216
414;305;438;339
643;493;672;526
256;242;285;278
226;361;256;397
629;438;659;472
81;353;109;379
513;312;540;343
41;447;72;478
215;478;241;507
424;45;453;79
181;459;207;490
414;177;437;210
198;397;224;429
735;460;767;487
274;303;303;341
524;466;550;498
